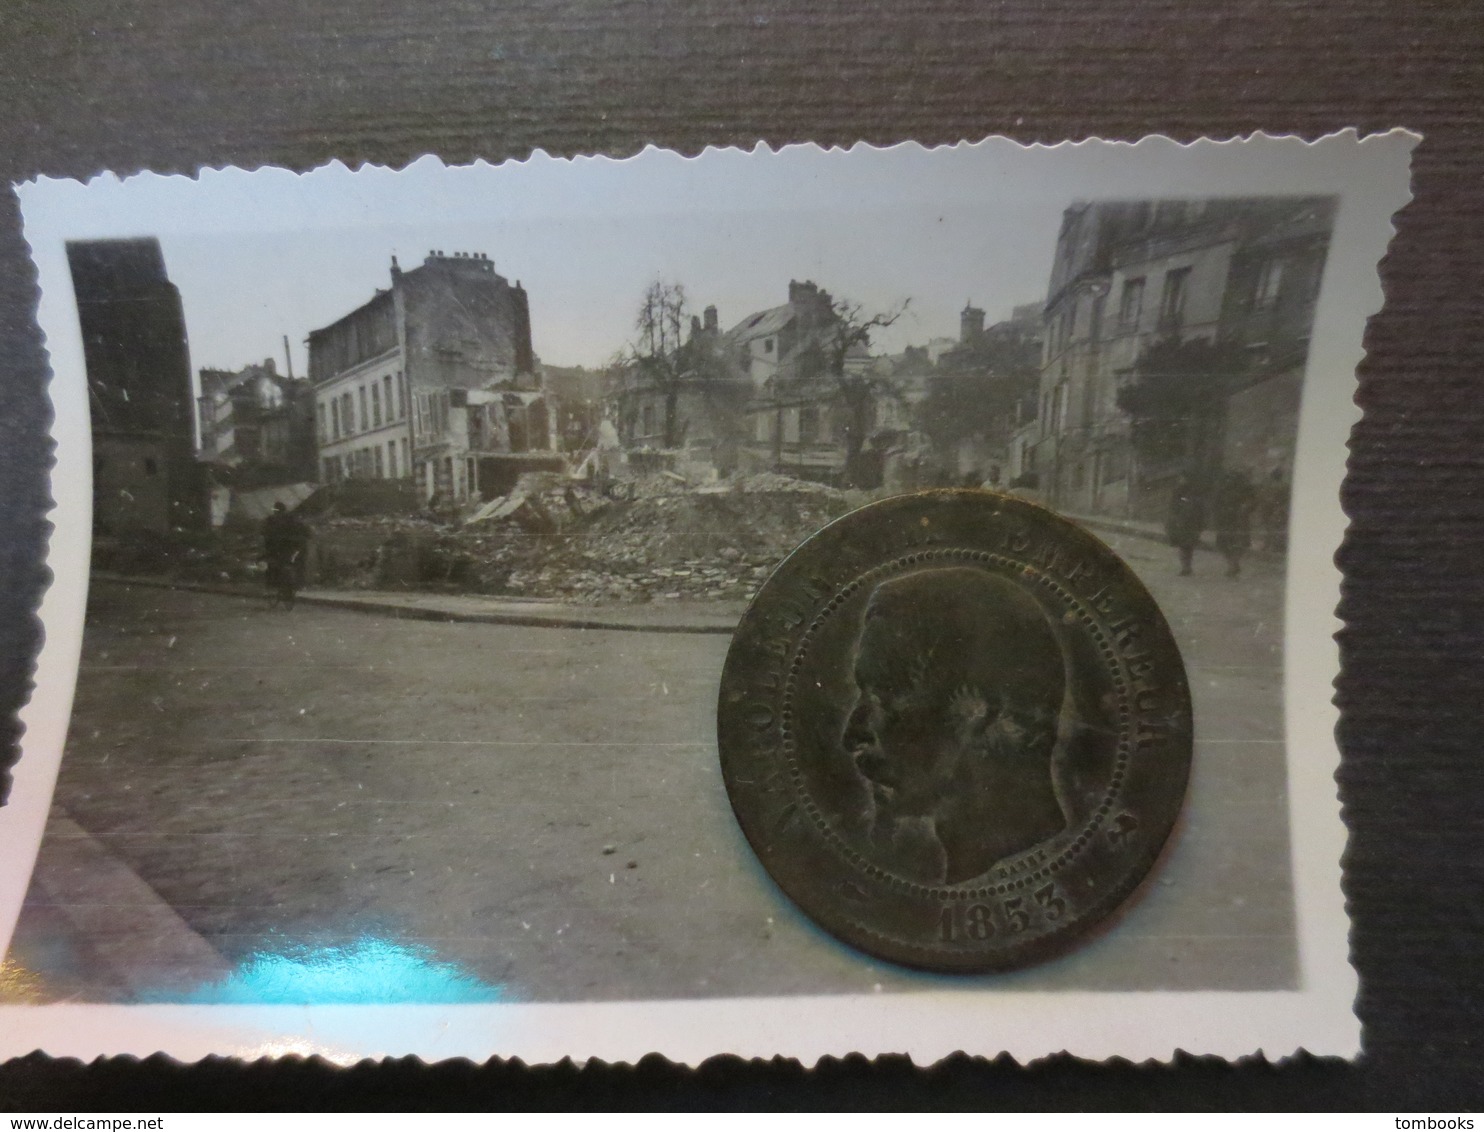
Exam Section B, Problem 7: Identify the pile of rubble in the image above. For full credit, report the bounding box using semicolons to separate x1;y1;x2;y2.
449;472;853;603
376;471;842;602
173;470;855;602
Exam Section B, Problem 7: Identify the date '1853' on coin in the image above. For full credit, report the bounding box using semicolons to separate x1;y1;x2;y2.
717;490;1193;972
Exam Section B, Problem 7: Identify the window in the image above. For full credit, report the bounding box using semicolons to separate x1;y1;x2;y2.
374;446;384;478
799;404;820;444
358;386;368;431
372;383;382;427
1158;267;1191;332
1118;277;1145;330
1049;382;1071;434
1089;292;1105;344
317;403;328;442
388;441;397;478
401;438;409;473
641;403;656;437
384;375;394;422
342;393;354;435
783;407;800;444
331;399;340;439
1254;260;1284;308
764;337;775;354
396;371;406;418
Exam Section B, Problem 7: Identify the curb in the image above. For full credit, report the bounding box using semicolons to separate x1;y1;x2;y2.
1064;513;1279;558
91;574;742;635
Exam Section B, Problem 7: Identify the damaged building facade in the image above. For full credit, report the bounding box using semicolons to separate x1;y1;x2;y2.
1021;196;1335;519
606;303;751;477
309;250;557;503
67;237;205;537
733;280;873;483
607;279;915;487
197;357;317;488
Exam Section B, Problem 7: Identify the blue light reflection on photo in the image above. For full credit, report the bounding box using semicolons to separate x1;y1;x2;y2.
149;936;505;1005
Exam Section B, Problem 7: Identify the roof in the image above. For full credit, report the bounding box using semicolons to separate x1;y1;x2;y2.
722;303;795;345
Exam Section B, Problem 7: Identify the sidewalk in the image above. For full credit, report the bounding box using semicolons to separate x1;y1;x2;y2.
1062;511;1279;557
91;573;748;634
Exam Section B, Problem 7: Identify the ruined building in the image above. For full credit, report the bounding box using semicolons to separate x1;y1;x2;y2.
1025;197;1335;519
607;279;910;487
308;251;555;502
607;301;751;475
67;237;204;536
197;358;317;487
734;280;883;486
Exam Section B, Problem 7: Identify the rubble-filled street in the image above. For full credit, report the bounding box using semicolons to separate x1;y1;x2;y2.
9;527;1296;1004
153;473;856;607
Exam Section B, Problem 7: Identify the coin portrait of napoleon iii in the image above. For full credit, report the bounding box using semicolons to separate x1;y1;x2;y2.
841;566;1071;885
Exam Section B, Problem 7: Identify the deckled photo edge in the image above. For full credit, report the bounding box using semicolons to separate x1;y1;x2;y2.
0;129;1415;1066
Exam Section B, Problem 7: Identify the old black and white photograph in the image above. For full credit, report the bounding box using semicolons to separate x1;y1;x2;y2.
0;133;1412;1064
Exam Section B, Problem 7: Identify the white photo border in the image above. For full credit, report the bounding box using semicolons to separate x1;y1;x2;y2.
0;129;1417;1065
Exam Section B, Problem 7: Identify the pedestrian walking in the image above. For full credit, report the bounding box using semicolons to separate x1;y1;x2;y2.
1211;468;1257;578
262;501;310;609
1165;471;1206;576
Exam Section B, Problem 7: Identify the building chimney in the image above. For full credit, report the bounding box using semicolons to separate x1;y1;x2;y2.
961;302;986;342
704;304;718;334
789;279;818;307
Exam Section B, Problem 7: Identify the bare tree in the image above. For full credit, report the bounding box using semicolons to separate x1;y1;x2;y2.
629;280;689;449
798;297;910;487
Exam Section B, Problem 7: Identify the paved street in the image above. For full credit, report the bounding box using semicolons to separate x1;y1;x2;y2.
8;532;1295;1003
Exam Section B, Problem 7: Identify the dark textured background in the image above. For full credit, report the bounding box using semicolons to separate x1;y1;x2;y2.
0;0;1480;1111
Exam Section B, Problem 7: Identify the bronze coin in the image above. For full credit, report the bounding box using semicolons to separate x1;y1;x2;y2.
717;489;1193;972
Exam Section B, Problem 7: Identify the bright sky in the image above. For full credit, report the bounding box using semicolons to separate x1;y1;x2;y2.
155;198;1057;376
20;136;1392;376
